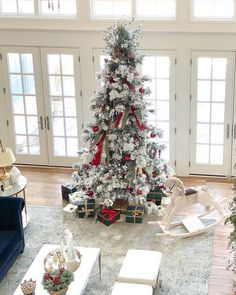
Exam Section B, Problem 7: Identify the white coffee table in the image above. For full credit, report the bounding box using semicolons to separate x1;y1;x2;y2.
13;244;101;295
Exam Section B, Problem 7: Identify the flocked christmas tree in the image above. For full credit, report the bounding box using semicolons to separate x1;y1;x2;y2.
72;20;169;205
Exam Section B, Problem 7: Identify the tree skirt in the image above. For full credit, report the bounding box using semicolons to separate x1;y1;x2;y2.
0;206;213;295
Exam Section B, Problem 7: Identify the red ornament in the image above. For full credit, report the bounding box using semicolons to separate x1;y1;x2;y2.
93;126;99;132
124;154;131;161
150;132;156;138
127;186;133;191
139;87;145;94
86;191;94;197
53;276;60;285
137;189;143;195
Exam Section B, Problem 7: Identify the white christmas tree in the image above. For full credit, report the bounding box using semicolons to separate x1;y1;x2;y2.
73;20;169;205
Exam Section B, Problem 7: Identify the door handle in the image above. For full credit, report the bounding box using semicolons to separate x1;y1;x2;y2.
46;116;50;131
39;116;43;130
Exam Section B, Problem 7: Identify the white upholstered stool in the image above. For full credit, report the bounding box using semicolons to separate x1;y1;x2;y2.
111;282;153;295
118;249;162;287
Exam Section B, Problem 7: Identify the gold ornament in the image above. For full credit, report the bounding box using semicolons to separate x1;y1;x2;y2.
20;279;36;295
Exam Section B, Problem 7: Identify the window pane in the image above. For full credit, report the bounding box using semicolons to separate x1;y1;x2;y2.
197;81;211;101
49;76;62;96
211;103;224;123
92;0;131;17
156;57;170;78
67;138;78;157
10;74;22;94
12;95;24;114
193;0;234;18
21;54;34;74
54;137;66;156
52;117;65;136
48;55;60;75
136;0;176;19
210;145;223;164
18;0;34;13
198;58;211;79
40;0;76;15
51;97;63;116
211;124;224;144
196;144;209;164
27;116;38;135
156;79;169;100
212;58;227;79
14;115;26;133
212;81;225;101
64;97;76;116
63;76;75;96
8;53;21;73
28;136;40;155
156;101;169;120
25;96;37;115
143;56;156;77
61;55;74;75
157;121;169;141
65;118;77;137
23;75;35;95
197;123;209;144
1;0;17;13
197;103;210;122
16;135;28;154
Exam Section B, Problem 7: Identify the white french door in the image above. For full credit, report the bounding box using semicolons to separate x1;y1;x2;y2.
2;47;48;165
40;48;82;166
92;49;176;166
2;47;82;166
190;51;235;176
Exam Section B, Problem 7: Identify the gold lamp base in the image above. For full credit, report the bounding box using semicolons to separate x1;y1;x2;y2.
0;167;10;181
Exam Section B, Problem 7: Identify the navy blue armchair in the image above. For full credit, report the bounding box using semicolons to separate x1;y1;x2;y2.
0;197;25;282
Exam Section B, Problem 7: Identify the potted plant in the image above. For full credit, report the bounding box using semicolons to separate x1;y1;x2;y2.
225;196;236;293
42;267;74;295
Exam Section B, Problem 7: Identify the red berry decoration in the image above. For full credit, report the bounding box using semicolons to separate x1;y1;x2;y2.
150;132;156;138
86;191;94;197
93;126;99;132
53;276;60;285
139;87;145;94
124;154;131;161
137;189;143;195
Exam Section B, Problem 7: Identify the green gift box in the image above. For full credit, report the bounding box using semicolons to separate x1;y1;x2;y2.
96;208;120;226
77;199;95;218
146;189;163;206
125;206;144;224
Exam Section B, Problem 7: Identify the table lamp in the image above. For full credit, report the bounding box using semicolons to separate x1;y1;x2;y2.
0;139;16;181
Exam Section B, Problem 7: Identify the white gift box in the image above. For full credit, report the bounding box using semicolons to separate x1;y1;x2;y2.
63;204;78;220
69;193;85;205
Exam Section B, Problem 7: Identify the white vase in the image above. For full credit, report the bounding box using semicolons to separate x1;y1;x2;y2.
10;166;21;183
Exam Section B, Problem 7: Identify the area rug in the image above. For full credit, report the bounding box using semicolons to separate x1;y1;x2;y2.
0;205;213;295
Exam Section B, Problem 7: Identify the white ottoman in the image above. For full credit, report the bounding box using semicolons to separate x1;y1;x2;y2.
111;282;153;295
118;249;162;287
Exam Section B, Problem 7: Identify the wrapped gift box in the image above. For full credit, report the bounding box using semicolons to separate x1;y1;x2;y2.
125;206;144;224
97;208;120;226
113;198;128;214
78;199;95;218
69;193;85;206
146;190;163;206
61;183;77;201
63;204;78;220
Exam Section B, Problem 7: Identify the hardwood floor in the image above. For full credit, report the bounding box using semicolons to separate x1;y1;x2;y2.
18;167;234;294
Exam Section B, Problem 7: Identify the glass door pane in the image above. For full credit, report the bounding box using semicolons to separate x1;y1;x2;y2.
41;49;82;166
190;51;234;175
3;48;48;165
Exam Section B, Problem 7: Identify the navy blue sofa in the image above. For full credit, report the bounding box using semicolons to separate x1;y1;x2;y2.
0;197;25;282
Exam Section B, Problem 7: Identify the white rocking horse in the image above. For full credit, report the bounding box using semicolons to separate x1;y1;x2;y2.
151;177;225;238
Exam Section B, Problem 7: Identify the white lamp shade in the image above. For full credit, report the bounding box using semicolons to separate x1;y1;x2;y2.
0;148;16;167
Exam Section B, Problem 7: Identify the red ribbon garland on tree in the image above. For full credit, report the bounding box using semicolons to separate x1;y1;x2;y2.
92;132;106;166
130;106;146;131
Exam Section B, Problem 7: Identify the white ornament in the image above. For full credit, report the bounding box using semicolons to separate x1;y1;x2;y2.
9;166;21;183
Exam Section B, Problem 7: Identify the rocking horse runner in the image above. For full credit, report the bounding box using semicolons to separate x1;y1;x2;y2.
151;177;225;238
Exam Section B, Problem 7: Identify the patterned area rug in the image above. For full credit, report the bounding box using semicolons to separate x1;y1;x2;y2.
0;205;213;295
